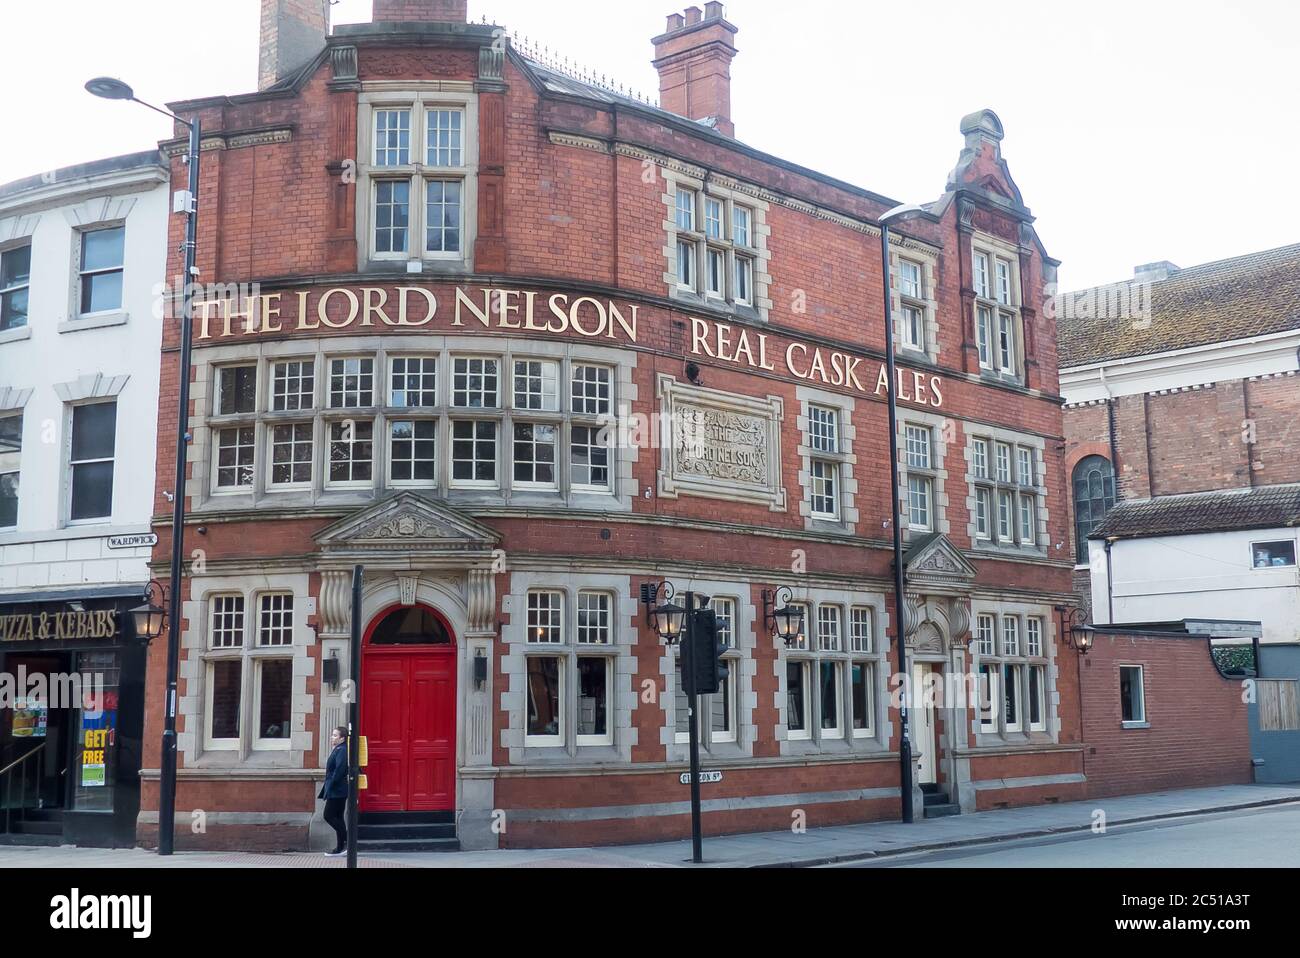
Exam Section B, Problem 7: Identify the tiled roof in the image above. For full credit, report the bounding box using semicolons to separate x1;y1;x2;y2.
1091;483;1300;539
1058;243;1300;367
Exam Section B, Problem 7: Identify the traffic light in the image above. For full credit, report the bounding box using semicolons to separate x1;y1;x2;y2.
689;610;721;696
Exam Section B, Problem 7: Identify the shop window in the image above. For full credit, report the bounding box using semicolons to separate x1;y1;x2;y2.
523;589;616;750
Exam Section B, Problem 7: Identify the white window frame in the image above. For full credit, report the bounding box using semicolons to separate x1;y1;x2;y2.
75;224;126;318
1251;539;1298;570
327;357;376;409
65;400;117;525
1120;665;1147;726
324;418;375;489
0;242;31;332
449;418;499;490
511;421;559;491
389;356;438;408
387;418;438;488
524;654;565;748
214;425;257;493
267;421;315;491
0;412;21;530
358;92;478;267
270;359;316;412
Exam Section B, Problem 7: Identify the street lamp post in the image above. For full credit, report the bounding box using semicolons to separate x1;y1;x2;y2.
86;78;200;856
878;202;928;825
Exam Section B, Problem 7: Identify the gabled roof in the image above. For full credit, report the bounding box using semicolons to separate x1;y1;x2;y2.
1058;243;1300;368
1091;483;1300;540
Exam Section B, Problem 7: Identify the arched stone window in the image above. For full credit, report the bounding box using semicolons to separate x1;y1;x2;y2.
1072;456;1116;563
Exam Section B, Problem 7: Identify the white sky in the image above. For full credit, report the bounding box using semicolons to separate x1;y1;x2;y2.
2;0;1297;290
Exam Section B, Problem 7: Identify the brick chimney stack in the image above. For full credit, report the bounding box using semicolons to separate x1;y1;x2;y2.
373;0;468;21
652;3;739;137
258;0;330;92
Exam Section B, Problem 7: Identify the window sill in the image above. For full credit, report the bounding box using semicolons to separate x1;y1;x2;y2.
59;312;128;334
362;258;470;276
1121;721;1150;730
0;326;31;345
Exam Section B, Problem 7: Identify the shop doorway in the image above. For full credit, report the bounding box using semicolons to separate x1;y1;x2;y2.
1;654;73;830
360;606;457;813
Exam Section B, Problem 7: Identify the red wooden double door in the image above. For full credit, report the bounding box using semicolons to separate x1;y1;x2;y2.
360;607;457;812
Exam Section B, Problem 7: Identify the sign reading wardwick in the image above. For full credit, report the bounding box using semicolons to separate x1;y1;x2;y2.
0;610;120;643
108;533;158;550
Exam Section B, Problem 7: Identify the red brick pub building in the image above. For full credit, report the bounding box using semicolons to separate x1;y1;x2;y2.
139;0;1083;850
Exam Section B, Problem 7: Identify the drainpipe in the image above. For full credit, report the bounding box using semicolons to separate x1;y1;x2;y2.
1104;538;1116;624
1100;365;1120;495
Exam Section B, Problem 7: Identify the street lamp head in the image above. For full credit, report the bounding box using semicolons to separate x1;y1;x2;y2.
879;202;929;227
130;580;169;643
85;77;135;101
772;604;805;646
651;600;687;644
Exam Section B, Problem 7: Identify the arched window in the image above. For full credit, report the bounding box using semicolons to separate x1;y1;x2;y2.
370;607;452;646
1072;456;1116;564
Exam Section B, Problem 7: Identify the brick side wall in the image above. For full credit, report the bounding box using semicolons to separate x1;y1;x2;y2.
1080;632;1251;798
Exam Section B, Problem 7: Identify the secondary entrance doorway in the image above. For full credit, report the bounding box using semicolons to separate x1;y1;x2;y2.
360;606;456;813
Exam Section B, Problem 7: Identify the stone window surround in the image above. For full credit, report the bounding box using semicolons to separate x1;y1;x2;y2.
186;334;638;514
888;241;941;363
177;572;315;770
661;166;772;322
963;423;1049;557
355;83;480;274
0;389;29;531
499;571;638;765
795;385;859;535
0;230;34;345
969;599;1059;749
971;232;1026;385
896;408;951;541
658;579;759;763
776;586;892;759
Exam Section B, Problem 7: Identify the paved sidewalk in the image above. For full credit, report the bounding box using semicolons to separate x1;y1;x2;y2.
1;783;1297;869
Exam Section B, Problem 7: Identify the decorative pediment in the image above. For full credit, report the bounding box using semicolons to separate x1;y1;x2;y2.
314;492;501;555
903;533;978;587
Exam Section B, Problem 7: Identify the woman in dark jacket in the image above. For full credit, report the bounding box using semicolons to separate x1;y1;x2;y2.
320;726;349;856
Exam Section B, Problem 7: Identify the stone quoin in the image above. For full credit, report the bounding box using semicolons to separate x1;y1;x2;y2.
132;0;1087;852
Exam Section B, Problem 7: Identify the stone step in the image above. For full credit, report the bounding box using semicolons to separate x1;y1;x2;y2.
358;811;455;826
356;822;457;841
923;803;962;819
356;837;461;853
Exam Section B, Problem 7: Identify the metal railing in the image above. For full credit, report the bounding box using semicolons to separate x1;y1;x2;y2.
0;743;46;835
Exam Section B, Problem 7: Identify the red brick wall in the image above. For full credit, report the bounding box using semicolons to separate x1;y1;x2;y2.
1080;631;1251;798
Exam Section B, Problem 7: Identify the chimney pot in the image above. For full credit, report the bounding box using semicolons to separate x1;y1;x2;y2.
372;0;468;22
259;0;331;92
685;6;703;25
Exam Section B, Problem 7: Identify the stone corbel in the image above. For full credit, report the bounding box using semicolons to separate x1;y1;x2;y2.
465;569;497;637
318;570;352;640
902;593;925;639
329;45;359;89
477;46;507;92
948;597;972;647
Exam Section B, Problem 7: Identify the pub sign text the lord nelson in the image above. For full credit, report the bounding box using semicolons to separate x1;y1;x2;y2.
194;284;947;409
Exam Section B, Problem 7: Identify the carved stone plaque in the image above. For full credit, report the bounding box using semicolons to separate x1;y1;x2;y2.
658;375;786;511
